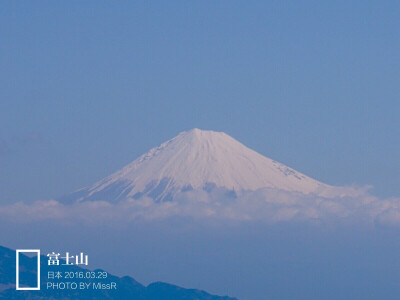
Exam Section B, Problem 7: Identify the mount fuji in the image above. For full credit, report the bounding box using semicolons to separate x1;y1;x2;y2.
61;129;358;204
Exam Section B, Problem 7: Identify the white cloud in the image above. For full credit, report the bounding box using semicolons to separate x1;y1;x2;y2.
1;188;400;227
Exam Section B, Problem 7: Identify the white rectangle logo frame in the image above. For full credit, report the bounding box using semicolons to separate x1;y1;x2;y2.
16;249;40;290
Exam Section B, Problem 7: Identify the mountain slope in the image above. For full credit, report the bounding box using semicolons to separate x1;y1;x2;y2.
61;129;352;204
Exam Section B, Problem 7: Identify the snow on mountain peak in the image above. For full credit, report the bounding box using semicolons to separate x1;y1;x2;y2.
63;129;351;203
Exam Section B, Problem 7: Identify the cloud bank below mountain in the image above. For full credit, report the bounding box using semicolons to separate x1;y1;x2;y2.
1;187;400;228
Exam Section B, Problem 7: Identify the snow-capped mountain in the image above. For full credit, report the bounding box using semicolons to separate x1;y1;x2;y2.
61;129;356;204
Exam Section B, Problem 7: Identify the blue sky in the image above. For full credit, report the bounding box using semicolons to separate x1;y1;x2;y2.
0;1;399;204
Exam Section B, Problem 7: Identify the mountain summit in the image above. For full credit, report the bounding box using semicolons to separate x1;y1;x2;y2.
62;129;350;204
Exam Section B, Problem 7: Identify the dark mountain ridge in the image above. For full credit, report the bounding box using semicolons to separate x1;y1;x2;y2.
0;246;237;300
